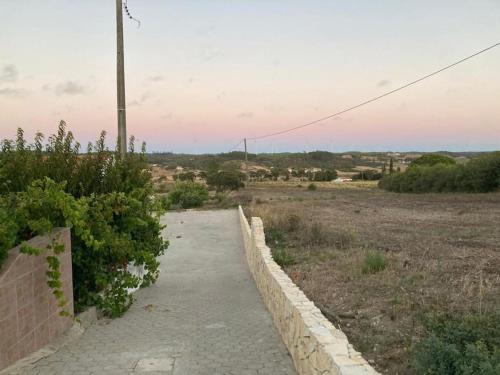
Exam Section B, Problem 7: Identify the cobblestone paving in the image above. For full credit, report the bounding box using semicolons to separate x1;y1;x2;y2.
19;210;296;375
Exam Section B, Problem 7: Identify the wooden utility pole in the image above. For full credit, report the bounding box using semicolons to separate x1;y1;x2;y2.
244;138;249;179
244;138;248;164
116;0;127;158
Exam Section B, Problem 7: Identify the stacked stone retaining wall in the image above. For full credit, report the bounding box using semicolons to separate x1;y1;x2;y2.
238;206;379;375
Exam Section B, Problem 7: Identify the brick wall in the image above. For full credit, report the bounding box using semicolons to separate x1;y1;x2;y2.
238;206;379;375
0;228;73;371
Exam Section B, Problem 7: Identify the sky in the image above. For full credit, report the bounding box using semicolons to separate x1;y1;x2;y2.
0;0;499;154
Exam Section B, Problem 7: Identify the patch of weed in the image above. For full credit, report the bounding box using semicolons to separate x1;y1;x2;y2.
362;251;388;274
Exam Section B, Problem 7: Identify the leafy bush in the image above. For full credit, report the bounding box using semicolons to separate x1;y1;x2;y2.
379;152;500;193
409;154;456;168
168;181;209;208
206;170;245;191
272;248;296;267
0;123;168;317
312;169;338;181
362;251;388;274
352;170;382;181
413;312;500;374
264;226;296;267
307;183;317;191
174;171;196;181
265;226;287;248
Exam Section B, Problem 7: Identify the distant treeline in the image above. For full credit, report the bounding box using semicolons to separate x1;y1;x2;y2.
148;151;371;171
379;153;500;193
147;150;487;173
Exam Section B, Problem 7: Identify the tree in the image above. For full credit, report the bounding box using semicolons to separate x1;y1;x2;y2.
206;170;244;191
389;157;394;175
410;154;456;168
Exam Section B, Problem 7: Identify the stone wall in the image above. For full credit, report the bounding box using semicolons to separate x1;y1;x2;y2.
238;206;379;375
0;228;74;371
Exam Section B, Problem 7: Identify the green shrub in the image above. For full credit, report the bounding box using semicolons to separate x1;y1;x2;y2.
413;312;500;374
362;251;388;274
174;171;196;181
409;154;456;168
272;248;296;267
308;183;317;191
206;170;245;191
265;226;287;248
312;169;338;182
352;170;382;181
168;181;209;208
0;123;168;317
0;205;20;268
379;152;500;193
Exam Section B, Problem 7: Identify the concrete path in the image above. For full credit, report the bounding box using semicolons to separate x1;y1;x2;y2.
20;210;296;375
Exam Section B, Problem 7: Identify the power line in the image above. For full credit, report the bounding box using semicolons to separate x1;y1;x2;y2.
124;0;141;28
245;41;500;141
228;139;244;152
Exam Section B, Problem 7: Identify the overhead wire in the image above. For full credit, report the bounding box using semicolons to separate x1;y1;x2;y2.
237;42;500;144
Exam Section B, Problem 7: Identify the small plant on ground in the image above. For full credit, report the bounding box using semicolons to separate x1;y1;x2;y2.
308;183;317;191
272;248;296;267
362;251;388;274
265;226;287;248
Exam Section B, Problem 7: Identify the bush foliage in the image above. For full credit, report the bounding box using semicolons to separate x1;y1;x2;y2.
206;170;245;192
352;170;382;181
362;251;388;274
167;181;209;208
413;312;500;374
409;154;456;168
0;122;168;317
379;152;500;193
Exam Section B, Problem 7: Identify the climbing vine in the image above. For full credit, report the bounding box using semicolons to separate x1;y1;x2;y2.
0;123;168;317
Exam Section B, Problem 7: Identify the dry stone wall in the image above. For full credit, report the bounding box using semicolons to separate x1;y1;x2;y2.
0;228;74;372
238;206;379;375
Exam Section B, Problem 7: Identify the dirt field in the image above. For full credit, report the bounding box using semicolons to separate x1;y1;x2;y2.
240;182;500;374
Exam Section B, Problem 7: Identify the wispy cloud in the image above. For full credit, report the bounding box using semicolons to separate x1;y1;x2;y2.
128;91;154;107
196;25;216;36
0;64;19;83
200;48;222;62
147;75;164;83
54;81;88;96
0;87;28;98
377;79;391;88
237;112;254;119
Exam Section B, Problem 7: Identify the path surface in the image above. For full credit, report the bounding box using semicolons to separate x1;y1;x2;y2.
21;210;296;375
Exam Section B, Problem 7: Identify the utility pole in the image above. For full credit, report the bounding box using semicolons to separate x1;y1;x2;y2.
244;138;249;180
116;0;127;158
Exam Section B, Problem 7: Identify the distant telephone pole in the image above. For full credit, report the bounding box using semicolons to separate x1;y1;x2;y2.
244;138;249;177
116;0;127;158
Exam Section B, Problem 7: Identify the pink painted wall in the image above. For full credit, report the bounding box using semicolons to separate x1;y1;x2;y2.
0;228;73;371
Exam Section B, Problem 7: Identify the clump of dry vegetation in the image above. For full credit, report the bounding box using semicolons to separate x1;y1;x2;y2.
244;183;500;374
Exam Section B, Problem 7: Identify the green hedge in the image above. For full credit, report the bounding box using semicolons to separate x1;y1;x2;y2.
0;122;168;317
379;152;500;193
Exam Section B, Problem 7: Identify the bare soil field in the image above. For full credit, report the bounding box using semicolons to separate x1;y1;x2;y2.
240;182;500;374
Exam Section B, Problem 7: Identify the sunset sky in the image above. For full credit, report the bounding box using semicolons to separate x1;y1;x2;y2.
1;0;499;153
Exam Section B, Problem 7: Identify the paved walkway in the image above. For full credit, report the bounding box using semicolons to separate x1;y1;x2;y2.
20;210;296;375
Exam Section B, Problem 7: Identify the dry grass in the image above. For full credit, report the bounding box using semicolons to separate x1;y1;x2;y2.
243;182;500;374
